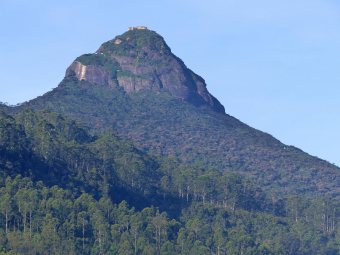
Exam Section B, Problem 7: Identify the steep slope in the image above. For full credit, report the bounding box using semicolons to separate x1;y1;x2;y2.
0;110;338;255
0;109;265;214
0;110;164;207
67;27;224;113
21;27;339;198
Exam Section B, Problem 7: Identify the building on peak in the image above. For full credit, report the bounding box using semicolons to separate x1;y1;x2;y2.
128;26;148;31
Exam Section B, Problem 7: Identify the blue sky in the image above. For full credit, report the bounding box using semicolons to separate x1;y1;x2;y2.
1;0;339;166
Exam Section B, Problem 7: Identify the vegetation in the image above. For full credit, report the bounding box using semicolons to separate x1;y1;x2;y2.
3;28;339;254
75;54;120;74
98;29;171;57
0;109;338;254
23;80;340;198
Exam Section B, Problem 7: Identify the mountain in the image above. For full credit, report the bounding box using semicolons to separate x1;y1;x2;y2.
20;27;339;198
69;26;224;113
0;27;339;255
0;106;339;255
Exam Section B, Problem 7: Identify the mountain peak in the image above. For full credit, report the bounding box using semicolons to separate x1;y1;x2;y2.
23;28;340;199
65;28;225;113
97;26;171;56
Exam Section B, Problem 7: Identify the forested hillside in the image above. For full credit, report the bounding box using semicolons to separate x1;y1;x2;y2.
22;28;340;198
0;110;338;254
1;28;339;254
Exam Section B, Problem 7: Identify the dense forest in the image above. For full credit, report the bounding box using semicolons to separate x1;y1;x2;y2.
0;109;338;254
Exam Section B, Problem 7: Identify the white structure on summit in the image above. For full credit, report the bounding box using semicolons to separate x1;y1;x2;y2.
128;26;148;31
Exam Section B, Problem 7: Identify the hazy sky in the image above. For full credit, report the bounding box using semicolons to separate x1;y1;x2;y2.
1;0;339;166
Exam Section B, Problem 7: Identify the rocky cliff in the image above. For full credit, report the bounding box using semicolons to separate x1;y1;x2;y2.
66;28;225;113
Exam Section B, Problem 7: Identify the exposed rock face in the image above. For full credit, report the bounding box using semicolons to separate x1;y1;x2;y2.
66;28;225;113
66;61;112;86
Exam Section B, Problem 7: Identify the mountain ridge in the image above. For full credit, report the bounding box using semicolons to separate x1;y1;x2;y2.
0;27;339;255
16;27;339;198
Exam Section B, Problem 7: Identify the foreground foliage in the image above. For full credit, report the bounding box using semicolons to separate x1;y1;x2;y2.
0;176;338;255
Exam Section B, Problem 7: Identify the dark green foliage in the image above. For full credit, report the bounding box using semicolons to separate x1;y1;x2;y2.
76;54;107;66
0;109;338;254
0;176;337;255
23;80;340;198
0;110;164;207
75;53;120;74
98;29;171;57
13;28;339;200
2;28;339;254
0;110;265;213
0;104;10;114
0;176;175;254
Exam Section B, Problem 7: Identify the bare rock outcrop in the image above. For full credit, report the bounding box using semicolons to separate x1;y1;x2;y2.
66;61;112;86
66;28;225;113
